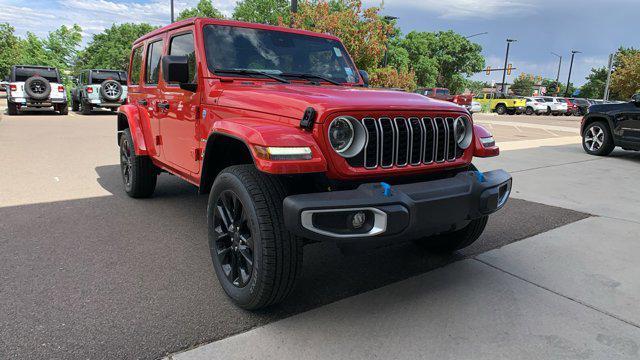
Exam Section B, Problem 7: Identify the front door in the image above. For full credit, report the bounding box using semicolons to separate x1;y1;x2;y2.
158;30;200;173
618;102;640;142
138;37;166;159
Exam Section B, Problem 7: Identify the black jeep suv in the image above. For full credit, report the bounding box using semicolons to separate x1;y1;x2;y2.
581;94;640;155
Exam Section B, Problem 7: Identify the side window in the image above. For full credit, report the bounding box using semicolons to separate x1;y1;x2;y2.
169;32;197;82
145;40;164;85
130;46;143;85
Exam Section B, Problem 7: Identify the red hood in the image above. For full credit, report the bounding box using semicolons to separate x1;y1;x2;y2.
211;81;467;123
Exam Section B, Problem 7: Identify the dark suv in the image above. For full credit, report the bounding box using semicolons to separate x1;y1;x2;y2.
71;69;127;114
581;94;640;155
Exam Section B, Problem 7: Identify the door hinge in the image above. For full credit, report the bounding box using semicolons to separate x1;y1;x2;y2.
155;135;162;145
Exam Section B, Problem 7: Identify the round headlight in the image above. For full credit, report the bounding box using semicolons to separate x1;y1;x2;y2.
328;116;366;158
328;117;354;153
454;116;473;149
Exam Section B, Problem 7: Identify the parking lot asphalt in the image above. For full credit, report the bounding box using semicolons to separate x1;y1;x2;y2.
1;106;591;359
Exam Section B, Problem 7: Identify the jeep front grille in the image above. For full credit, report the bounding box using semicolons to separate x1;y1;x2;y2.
356;117;463;169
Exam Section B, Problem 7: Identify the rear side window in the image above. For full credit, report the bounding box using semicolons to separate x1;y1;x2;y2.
145;40;164;85
169;32;197;82
130;46;143;85
436;89;449;95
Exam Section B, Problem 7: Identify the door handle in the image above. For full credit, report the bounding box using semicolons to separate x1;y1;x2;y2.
138;99;147;106
157;102;170;110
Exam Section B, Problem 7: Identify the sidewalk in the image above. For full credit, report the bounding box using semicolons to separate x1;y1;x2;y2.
169;144;640;360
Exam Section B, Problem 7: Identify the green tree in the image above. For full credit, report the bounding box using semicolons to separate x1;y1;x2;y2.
177;0;225;21
466;80;490;95
611;52;640;99
43;24;83;69
75;23;157;71
17;33;49;66
397;30;484;93
511;73;535;96
0;23;21;79
579;67;608;99
233;0;290;25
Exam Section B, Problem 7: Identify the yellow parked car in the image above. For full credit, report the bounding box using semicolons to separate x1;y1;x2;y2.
474;93;526;115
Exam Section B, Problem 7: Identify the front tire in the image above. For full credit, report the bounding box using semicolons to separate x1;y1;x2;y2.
119;128;157;197
495;104;506;115
414;216;488;253
72;98;79;111
525;106;534;115
208;165;303;310
582;121;614;156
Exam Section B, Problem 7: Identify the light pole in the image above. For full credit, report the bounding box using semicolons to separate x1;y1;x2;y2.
501;39;517;93
382;15;398;67
551;52;562;83
565;50;581;97
465;32;488;39
170;0;174;23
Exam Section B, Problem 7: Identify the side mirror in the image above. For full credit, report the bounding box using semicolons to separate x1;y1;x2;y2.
161;55;196;92
359;69;369;87
632;93;640;105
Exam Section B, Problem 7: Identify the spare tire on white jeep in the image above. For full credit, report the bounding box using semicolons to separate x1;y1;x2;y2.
100;80;123;102
24;76;51;100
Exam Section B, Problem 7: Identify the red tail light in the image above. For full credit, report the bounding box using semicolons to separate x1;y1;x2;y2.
87;87;93;93
10;84;17;91
58;85;65;92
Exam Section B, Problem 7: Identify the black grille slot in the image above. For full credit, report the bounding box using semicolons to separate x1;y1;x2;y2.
446;117;456;161
394;118;409;166
422;117;435;163
434;117;446;162
378;117;395;167
363;118;379;168
408;117;423;165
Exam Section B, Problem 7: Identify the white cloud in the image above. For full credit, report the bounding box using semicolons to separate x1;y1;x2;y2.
367;0;536;20
0;0;236;41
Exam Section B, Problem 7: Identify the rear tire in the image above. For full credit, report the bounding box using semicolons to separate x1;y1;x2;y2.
525;107;534;115
72;98;79;111
7;101;18;115
495;104;507;115
119;128;157;197
414;216;488;253
58;102;68;115
80;99;92;115
208;165;303;310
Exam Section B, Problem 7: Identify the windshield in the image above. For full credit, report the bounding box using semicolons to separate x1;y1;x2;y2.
203;25;359;84
91;70;127;85
12;67;59;82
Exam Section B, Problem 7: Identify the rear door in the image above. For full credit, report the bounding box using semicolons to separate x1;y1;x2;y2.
158;29;201;173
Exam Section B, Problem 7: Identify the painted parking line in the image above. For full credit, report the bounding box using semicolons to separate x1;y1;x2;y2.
475;119;577;133
498;136;581;151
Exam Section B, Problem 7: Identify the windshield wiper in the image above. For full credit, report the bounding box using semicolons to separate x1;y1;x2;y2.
280;72;342;86
214;68;289;84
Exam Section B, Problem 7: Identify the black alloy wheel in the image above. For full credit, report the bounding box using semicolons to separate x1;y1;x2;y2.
120;136;133;189
212;190;254;288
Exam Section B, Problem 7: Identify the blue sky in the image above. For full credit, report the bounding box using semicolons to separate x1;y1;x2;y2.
1;0;638;85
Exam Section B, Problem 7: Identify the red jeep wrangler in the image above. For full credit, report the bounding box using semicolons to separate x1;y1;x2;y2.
118;18;511;310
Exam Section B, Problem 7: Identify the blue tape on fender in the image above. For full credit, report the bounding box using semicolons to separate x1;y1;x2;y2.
475;171;486;183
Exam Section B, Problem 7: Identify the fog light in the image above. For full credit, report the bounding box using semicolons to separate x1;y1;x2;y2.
351;211;366;229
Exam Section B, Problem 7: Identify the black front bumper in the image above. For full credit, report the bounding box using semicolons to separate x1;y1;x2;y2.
283;169;512;242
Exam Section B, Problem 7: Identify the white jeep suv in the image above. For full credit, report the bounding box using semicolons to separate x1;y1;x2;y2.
6;65;68;115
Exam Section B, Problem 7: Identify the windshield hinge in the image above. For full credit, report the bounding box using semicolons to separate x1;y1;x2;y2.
300;107;317;131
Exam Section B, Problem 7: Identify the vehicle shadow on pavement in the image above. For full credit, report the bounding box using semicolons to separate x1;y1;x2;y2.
0;164;589;360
